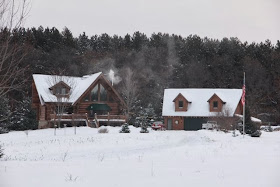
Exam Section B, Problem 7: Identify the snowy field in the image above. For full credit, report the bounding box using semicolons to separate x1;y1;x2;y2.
0;126;279;187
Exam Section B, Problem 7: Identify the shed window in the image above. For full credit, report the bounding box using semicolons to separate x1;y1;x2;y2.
213;101;218;108
179;101;184;108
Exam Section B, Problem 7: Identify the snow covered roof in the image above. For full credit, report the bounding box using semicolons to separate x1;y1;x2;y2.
235;114;262;123
162;88;242;117
33;72;102;105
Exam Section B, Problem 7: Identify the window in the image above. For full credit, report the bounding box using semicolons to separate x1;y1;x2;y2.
179;101;184;108
84;94;90;102
54;86;67;95
87;83;109;102
55;87;61;95
91;85;98;101
100;84;107;101
61;88;66;95
213;101;218;109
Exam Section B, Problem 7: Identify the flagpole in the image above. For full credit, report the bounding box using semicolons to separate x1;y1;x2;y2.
243;72;245;138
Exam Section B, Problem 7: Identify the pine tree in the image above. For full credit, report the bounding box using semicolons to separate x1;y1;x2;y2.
0;96;12;130
10;98;38;131
119;123;130;133
62;27;76;48
78;32;90;54
244;106;257;134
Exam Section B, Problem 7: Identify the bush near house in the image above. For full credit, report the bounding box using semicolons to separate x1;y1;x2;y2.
140;125;149;133
98;127;109;133
119;123;130;133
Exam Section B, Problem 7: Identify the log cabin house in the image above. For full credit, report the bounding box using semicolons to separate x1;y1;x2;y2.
162;89;243;130
32;72;127;128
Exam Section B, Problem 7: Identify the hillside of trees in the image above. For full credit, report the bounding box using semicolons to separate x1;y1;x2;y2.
2;26;280;125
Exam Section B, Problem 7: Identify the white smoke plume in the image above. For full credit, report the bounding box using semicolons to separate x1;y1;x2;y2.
107;69;122;85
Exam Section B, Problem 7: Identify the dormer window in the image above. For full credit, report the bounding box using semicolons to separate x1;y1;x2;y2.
179;101;184;108
49;81;71;97
55;87;66;95
207;93;225;112
213;101;218;109
173;93;190;112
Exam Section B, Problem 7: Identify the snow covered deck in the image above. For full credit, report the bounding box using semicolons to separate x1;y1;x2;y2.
49;113;127;126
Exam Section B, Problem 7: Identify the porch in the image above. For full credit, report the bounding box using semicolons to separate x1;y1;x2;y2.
49;113;127;128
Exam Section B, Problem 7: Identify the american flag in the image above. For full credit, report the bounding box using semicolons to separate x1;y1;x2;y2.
241;85;245;105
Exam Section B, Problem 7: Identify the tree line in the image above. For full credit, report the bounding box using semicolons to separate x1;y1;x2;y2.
1;26;280;128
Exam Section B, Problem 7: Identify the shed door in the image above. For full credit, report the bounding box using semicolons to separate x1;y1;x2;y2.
167;118;172;130
184;118;204;130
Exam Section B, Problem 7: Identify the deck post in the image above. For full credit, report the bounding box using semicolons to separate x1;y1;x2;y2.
108;112;110;126
71;114;74;127
54;114;56;128
95;113;99;128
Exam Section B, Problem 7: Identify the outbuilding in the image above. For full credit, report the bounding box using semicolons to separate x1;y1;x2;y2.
162;88;243;130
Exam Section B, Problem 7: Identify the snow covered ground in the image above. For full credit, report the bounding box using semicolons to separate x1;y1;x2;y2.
0;126;279;187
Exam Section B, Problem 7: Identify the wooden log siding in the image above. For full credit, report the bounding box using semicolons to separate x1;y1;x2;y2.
46;104;54;120
39;106;46;121
32;81;40;106
77;101;121;115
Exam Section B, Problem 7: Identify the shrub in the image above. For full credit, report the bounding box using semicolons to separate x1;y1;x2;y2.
273;126;280;131
119;123;130;133
251;130;262;137
140;125;149;133
268;125;273;132
0;127;9;134
98;127;109;133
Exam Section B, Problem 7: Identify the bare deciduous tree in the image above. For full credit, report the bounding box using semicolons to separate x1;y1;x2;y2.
47;74;76;127
0;0;30;97
120;67;138;119
213;107;239;132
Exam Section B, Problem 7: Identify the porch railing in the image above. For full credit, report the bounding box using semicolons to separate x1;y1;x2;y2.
49;113;127;127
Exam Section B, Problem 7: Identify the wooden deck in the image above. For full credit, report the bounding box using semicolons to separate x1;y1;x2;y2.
49;113;127;128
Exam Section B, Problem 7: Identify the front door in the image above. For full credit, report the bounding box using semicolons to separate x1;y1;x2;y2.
167;118;172;130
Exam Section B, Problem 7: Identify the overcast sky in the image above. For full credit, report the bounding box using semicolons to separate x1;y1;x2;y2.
25;0;280;43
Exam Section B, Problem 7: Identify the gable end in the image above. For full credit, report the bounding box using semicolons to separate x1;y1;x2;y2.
173;93;189;112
